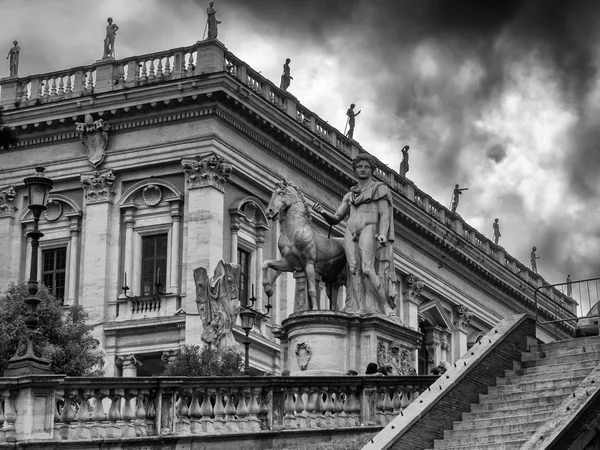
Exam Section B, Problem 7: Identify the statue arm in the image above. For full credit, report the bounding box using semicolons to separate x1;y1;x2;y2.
377;197;391;243
314;194;350;226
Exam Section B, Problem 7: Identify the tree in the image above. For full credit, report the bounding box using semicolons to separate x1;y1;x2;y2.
0;282;103;376
162;345;243;377
0;106;17;150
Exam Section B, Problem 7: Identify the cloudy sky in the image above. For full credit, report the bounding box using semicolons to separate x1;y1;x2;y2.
3;0;600;287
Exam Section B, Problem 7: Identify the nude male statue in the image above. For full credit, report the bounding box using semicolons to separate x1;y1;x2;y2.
313;153;396;315
103;17;119;58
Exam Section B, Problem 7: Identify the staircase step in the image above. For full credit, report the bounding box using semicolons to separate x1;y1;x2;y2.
488;376;586;394
522;343;600;360
454;411;552;430
519;350;600;369
471;393;569;412
461;403;557;421
529;336;600;354
480;385;576;403
433;430;533;448
443;420;545;439
426;439;526;450
500;363;597;383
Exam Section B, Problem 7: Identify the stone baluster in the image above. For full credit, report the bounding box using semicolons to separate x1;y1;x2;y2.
134;390;148;437
0;393;4;443
283;387;296;429
121;389;137;438
333;388;345;428
223;388;238;432
164;56;172;78
159;388;176;436
58;76;65;95
322;387;335;428
148;60;156;81
156;58;164;78
58;389;77;440
175;389;191;435
146;390;157;436
1;391;16;443
188;388;202;434
90;389;107;438
314;387;326;428
50;78;57;96
294;386;307;429
247;387;262;432
76;389;93;440
391;387;402;417
187;53;195;73
212;388;226;432
375;389;386;425
346;386;360;427
304;387;318;429
105;390;123;439
236;387;249;432
258;388;271;431
383;387;394;424
43;79;50;97
199;388;214;434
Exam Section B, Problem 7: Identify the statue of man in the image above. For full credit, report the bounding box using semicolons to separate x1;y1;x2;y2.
492;218;501;245
530;246;539;273
206;2;221;40
6;41;20;77
280;58;292;91
566;274;573;297
450;184;468;213
399;145;410;177
345;103;361;139
313;153;396;315
103;17;119;58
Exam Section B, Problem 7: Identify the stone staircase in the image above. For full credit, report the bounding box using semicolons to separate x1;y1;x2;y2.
426;335;600;450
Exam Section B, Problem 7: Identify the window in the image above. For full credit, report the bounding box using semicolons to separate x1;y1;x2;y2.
238;248;251;306
42;247;67;304
141;234;168;296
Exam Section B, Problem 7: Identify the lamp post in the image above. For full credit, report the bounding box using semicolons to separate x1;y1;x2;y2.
5;167;54;376
239;308;256;376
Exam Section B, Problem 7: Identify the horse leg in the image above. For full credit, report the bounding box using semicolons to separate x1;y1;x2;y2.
304;262;319;310
262;259;293;298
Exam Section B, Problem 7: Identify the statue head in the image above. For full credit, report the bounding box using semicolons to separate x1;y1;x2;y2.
209;1;215;6
13;40;18;46
350;103;355;109
107;17;113;24
285;58;291;64
455;184;459;189
495;218;499;223
532;246;537;251
352;153;376;174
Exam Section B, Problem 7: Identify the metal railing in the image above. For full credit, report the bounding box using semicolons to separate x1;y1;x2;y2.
535;276;600;337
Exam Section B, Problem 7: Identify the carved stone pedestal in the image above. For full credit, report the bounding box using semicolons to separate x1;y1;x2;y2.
277;311;422;376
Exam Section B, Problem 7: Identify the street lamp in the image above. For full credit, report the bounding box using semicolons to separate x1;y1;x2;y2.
239;307;257;376
5;167;54;376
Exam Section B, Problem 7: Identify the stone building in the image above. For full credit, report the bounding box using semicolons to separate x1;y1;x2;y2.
0;39;576;377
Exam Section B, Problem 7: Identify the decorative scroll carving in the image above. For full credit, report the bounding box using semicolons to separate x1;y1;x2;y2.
194;260;240;351
116;354;143;369
76;114;110;168
0;185;17;218
161;349;180;364
403;274;424;304
454;304;472;330
81;170;116;204
181;154;233;191
377;341;416;375
295;343;311;370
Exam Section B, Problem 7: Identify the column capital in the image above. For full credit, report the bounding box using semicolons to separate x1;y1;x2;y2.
402;273;424;305
166;196;183;218
181;153;232;191
454;304;472;331
81;170;116;204
66;212;82;233
161;349;179;364
115;354;143;369
0;185;17;219
121;203;137;225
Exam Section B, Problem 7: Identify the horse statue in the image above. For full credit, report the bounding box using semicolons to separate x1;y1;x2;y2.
262;180;346;309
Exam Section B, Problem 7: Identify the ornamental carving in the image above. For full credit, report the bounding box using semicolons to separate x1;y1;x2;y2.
454;304;472;330
403;274;424;304
44;200;63;221
161;349;179;364
81;170;116;204
181;154;233;191
194;260;240;351
115;354;143;369
0;185;17;218
295;343;311;370
76;114;110;168
377;341;416;375
142;184;162;206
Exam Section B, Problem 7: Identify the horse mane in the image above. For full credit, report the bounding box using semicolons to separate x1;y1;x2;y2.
279;179;311;218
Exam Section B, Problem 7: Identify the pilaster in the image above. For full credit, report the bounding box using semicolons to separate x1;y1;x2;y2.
0;186;19;291
65;212;82;306
453;304;472;360
402;274;424;329
181;154;232;344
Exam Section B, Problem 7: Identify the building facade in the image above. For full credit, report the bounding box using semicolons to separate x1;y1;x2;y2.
0;39;576;377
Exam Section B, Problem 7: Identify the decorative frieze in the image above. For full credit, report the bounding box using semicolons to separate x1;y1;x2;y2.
376;341;416;375
80;170;116;204
0;185;17;218
76;114;110;168
181;154;232;191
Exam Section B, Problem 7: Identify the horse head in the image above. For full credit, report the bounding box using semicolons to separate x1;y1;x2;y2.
266;180;303;221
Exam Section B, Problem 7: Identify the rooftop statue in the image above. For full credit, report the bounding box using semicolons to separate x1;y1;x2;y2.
566;273;573;297
450;184;468;213
262;180;346;310
399;145;410;177
530;246;539;273
205;2;221;40
280;58;292;91
103;17;119;59
493;218;501;245
345;103;361;140
6;40;20;77
314;153;397;315
195;260;240;351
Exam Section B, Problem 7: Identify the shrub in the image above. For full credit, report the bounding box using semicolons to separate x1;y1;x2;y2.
162;345;243;376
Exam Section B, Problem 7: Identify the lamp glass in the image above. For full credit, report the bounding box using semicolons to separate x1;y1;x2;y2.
27;182;50;207
239;309;255;331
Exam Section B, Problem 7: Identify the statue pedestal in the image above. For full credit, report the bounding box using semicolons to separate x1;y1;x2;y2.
277;310;422;376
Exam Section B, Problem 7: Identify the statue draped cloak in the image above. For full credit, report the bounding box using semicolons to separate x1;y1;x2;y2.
348;180;397;312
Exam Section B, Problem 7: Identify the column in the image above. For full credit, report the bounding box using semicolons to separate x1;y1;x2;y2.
0;186;19;292
80;170;116;342
453;305;472;361
255;228;266;311
121;205;137;295
168;199;183;294
116;354;143;377
65;212;82;306
230;214;241;263
181;154;232;343
402;274;424;330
